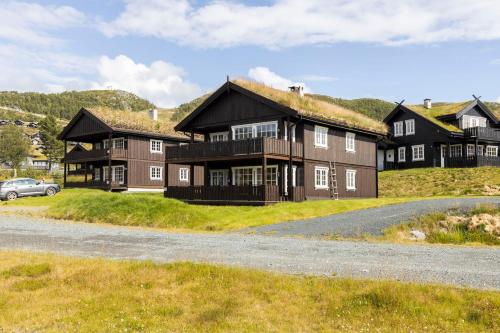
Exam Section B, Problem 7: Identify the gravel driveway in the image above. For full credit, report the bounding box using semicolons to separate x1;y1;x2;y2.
1;215;499;290
245;197;500;237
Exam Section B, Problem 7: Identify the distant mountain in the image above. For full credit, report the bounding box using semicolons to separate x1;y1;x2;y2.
0;90;155;120
167;94;211;122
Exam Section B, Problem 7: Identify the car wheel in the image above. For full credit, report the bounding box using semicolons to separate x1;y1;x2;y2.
6;192;17;201
46;187;56;197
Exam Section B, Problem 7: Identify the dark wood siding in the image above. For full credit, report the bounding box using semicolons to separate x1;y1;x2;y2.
168;164;204;186
127;160;165;188
127;136;165;162
64;114;108;139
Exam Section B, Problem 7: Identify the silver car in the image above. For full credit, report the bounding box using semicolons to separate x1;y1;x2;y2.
0;178;60;201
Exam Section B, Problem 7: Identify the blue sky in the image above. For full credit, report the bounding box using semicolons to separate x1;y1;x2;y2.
1;0;500;107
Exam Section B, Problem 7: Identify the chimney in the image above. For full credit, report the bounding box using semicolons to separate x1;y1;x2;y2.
148;108;158;121
289;85;304;97
424;98;432;109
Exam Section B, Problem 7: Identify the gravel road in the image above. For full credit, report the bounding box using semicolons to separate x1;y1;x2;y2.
1;215;499;290
245;197;500;237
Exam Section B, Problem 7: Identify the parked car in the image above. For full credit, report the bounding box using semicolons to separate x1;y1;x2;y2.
0;178;60;201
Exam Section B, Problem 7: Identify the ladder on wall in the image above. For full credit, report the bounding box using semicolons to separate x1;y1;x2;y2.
329;161;339;200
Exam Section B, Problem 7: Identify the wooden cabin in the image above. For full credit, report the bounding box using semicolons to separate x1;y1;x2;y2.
381;98;500;169
58;107;199;192
164;80;387;205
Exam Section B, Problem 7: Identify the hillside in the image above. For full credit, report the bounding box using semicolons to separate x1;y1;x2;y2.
166;94;210;122
0;90;154;120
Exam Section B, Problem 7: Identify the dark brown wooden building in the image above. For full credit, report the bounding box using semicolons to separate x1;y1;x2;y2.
58;107;197;191
164;80;387;205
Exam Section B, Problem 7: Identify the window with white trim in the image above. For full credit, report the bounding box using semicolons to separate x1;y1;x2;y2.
94;168;100;181
346;169;356;191
467;144;475;157
461;115;487;129
405;119;415;135
398;147;406;162
94;142;101;150
210;132;228;142
393;121;403;137
150;166;163;180
412;145;425;161
345;132;356;152
449;144;462;157
314;166;329;189
112;137;125;149
284;121;296;142
179;168;189;182
284;165;297;194
150;139;163;153
232;121;277;140
314;126;328;148
210;169;228;186
231;166;278;186
486;145;498;157
477;145;484;156
103;140;109;149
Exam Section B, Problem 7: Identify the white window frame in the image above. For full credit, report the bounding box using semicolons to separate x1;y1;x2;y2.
393;121;403;137
150;139;163;154
466;144;475;157
103;165;125;184
405;119;415;135
486;145;498;157
209;132;229;142
231;121;278;140
94;168;101;181
284;165;297;194
179;168;189;182
412;144;425;161
112;137;125;150
314;166;329;189
210;169;229;186
231;165;278;186
462;115;487;129
150;166;163;181
449;144;462;158
345;132;356;152
398;147;406;162
346;169;357;191
103;139;109;150
284;121;296;142
477;145;484;156
94;142;101;150
314;126;328;148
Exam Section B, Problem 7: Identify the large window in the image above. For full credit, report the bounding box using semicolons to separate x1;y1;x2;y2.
150;139;163;153
346;169;356;191
412;144;425;161
256;123;277;138
284;165;297;194
179;168;189;182
398;147;406;162
486;146;498;157
449;144;462;157
345;132;356;152
477;145;484;156
314;166;329;189
232;166;278;186
232;121;277;140
462;115;487;129
405;119;415;135
94;168;100;181
150;166;163;180
210;132;228;142
210;170;228;186
467;144;475;157
314;126;328;148
393;121;403;137
103;138;125;150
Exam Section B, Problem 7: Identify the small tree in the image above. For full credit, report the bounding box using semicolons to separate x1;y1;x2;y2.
0;125;31;177
39;115;64;170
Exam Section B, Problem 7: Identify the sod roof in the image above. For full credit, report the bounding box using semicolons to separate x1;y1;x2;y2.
404;102;473;132
232;79;388;134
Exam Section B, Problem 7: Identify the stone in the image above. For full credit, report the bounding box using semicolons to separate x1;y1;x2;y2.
410;229;426;240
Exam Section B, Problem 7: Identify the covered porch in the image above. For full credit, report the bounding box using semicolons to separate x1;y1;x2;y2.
64;161;128;191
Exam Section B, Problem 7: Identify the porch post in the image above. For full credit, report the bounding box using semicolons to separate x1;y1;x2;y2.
446;142;450;167
190;130;194;143
84;162;88;183
63;140;67;188
204;161;209;186
475;139;479;166
108;133;112;191
165;163;169;188
190;164;195;186
287;117;293;201
262;157;267;202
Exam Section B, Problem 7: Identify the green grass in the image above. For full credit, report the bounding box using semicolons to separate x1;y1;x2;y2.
1;189;418;231
0;251;498;332
379;167;500;197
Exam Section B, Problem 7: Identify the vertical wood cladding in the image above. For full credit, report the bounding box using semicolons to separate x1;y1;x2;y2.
167;164;204;186
127;136;165;161
64;114;109;139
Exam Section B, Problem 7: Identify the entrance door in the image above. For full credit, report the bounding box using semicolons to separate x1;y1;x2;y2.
440;145;446;167
112;166;125;184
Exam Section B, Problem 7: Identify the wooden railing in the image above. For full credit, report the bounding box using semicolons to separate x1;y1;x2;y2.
64;148;128;162
464;127;500;141
166;138;303;161
64;180;126;189
447;156;500;168
165;185;282;203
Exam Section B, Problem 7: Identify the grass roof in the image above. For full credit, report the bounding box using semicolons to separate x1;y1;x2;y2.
85;107;188;139
232;79;388;134
405;102;473;132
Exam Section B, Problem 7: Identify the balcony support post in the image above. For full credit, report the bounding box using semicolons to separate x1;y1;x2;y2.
108;133;112;191
165;163;169;188
84;162;88;183
190;164;195;186
63;140;67;188
287;117;293;202
204;161;209;186
262;157;267;201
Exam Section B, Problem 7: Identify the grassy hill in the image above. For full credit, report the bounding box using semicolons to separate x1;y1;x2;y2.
0;90;154;120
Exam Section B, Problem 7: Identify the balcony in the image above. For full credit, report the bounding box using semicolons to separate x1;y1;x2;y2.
63;148;128;163
447;155;500;168
464;127;500;141
65;180;127;190
166;137;304;163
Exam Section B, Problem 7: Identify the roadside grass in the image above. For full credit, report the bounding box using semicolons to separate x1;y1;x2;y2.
0;251;498;332
382;204;500;246
1;189;418;231
379;167;500;197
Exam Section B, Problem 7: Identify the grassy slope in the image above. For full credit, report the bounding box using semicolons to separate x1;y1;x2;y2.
0;251;498;332
379;167;500;197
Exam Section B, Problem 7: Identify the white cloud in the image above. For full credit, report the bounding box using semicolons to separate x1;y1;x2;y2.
91;55;202;107
101;0;500;49
496;97;500;103
298;75;338;82
247;67;309;92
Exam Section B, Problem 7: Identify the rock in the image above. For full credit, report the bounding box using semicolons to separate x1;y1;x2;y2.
410;229;426;240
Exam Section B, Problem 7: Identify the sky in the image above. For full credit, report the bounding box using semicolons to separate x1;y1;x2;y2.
1;0;500;107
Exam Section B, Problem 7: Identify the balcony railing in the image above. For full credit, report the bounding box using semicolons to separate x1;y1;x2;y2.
64;180;127;189
166;137;303;162
464;127;500;141
63;148;128;162
447;155;500;168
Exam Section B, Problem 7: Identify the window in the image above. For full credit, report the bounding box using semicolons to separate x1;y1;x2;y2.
405;119;415;135
94;142;101;150
233;167;253;186
449;144;462;158
210;170;228;186
179;168;189;182
150;166;163;181
94;168;100;181
150;139;163;153
255;123;277;138
462;115;487;129
467;144;475;157
486;146;498;157
231;166;278;186
284;122;296;142
103;166;109;182
233;126;253;140
284;165;297;194
112;137;124;149
210;132;228;142
345;132;356;152
314;167;329;189
232;121;277;140
398;147;406;162
412;145;425;161
477;145;484;156
314;126;328;148
393;121;403;137
113;166;125;184
103;140;109;149
346;169;356;191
